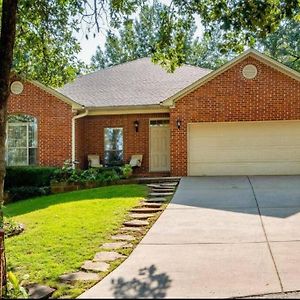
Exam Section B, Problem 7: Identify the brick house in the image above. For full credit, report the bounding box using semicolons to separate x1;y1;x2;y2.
7;49;300;176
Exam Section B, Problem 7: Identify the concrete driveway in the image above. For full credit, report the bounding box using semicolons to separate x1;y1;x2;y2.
80;176;300;298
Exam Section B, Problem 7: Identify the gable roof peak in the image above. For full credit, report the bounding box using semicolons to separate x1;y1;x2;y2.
161;48;300;107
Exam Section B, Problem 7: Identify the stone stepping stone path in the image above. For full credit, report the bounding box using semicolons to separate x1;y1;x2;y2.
120;226;143;232
26;283;56;299
111;234;135;241
93;251;126;262
130;213;154;219
149;192;173;197
102;241;133;250
59;272;100;283
142;202;162;208
81;261;110;272
145;197;167;203
123;219;149;227
131;207;162;213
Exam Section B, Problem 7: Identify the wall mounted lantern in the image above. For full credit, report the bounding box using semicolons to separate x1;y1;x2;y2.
134;120;139;132
176;119;182;129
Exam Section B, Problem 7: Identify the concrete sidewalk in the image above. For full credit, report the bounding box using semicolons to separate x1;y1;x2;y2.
79;176;300;298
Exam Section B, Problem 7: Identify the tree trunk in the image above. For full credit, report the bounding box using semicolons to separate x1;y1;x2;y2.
0;0;18;219
0;0;18;293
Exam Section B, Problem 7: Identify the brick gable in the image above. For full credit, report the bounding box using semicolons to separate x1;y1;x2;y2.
170;56;300;176
8;81;73;167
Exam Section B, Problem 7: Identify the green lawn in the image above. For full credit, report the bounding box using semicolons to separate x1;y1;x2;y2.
4;184;147;298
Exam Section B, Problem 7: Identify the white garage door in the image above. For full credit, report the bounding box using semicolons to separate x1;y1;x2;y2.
188;121;300;176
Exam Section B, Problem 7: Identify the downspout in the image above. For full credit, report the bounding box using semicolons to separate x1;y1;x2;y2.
72;108;88;167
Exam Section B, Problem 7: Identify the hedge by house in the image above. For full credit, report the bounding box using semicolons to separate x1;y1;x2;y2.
5;166;58;189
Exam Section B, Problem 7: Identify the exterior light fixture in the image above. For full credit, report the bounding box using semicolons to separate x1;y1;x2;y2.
176;119;181;129
134;120;139;132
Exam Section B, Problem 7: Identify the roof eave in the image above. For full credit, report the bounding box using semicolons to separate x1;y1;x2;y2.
84;104;169;116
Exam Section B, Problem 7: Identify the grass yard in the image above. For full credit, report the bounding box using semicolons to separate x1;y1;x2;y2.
4;184;147;298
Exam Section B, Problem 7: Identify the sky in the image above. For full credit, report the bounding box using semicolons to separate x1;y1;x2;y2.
75;1;204;64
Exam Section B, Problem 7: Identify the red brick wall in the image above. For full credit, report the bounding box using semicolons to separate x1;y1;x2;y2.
76;113;170;176
8;81;73;167
170;56;300;176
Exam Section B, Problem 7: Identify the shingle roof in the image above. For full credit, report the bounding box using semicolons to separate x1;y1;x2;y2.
58;58;211;108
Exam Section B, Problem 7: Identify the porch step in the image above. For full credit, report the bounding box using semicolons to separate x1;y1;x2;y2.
145;197;167;203
123;219;149;227
141;202;162;208
149;192;173;197
136;177;180;184
151;188;175;193
131;207;162;214
147;184;168;188
160;182;179;186
130;213;154;219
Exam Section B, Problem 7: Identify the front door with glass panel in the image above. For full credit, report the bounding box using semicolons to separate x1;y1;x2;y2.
149;119;170;172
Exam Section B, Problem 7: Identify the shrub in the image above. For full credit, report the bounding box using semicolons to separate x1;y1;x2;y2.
121;164;133;179
4;272;28;299
4;217;24;237
7;186;51;202
51;166;121;184
5;166;58;189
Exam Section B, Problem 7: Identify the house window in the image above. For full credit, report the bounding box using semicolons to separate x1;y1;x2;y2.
104;128;123;166
7;115;38;166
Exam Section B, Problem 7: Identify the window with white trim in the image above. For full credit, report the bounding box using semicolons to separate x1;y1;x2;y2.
104;128;123;166
7;115;38;166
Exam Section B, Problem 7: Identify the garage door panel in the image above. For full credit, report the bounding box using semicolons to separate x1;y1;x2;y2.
190;148;300;163
189;162;300;176
190;135;300;148
188;121;300;176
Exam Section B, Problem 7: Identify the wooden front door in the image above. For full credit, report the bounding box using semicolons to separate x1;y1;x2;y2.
150;120;170;172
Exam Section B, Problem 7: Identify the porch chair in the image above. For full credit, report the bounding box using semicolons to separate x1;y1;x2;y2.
129;154;143;168
87;154;103;168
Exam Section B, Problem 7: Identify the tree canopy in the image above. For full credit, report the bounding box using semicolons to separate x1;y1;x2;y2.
257;19;300;71
90;2;300;72
11;0;85;87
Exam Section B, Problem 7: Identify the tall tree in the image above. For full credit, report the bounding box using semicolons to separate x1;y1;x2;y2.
91;1;200;70
0;0;18;227
257;19;300;71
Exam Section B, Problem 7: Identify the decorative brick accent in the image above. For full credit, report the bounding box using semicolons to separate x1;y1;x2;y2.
8;81;73;167
170;57;300;176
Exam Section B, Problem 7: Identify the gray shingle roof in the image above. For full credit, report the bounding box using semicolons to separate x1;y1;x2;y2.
58;58;211;108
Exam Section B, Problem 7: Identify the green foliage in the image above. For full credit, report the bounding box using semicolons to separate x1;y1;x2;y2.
11;0;85;87
8;186;51;202
4;272;28;299
121;164;133;179
5;166;58;189
3;217;24;237
256;19;300;72
52;166;122;184
89;0;299;70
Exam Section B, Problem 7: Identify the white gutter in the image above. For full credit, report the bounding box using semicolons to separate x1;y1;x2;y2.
72;109;88;166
